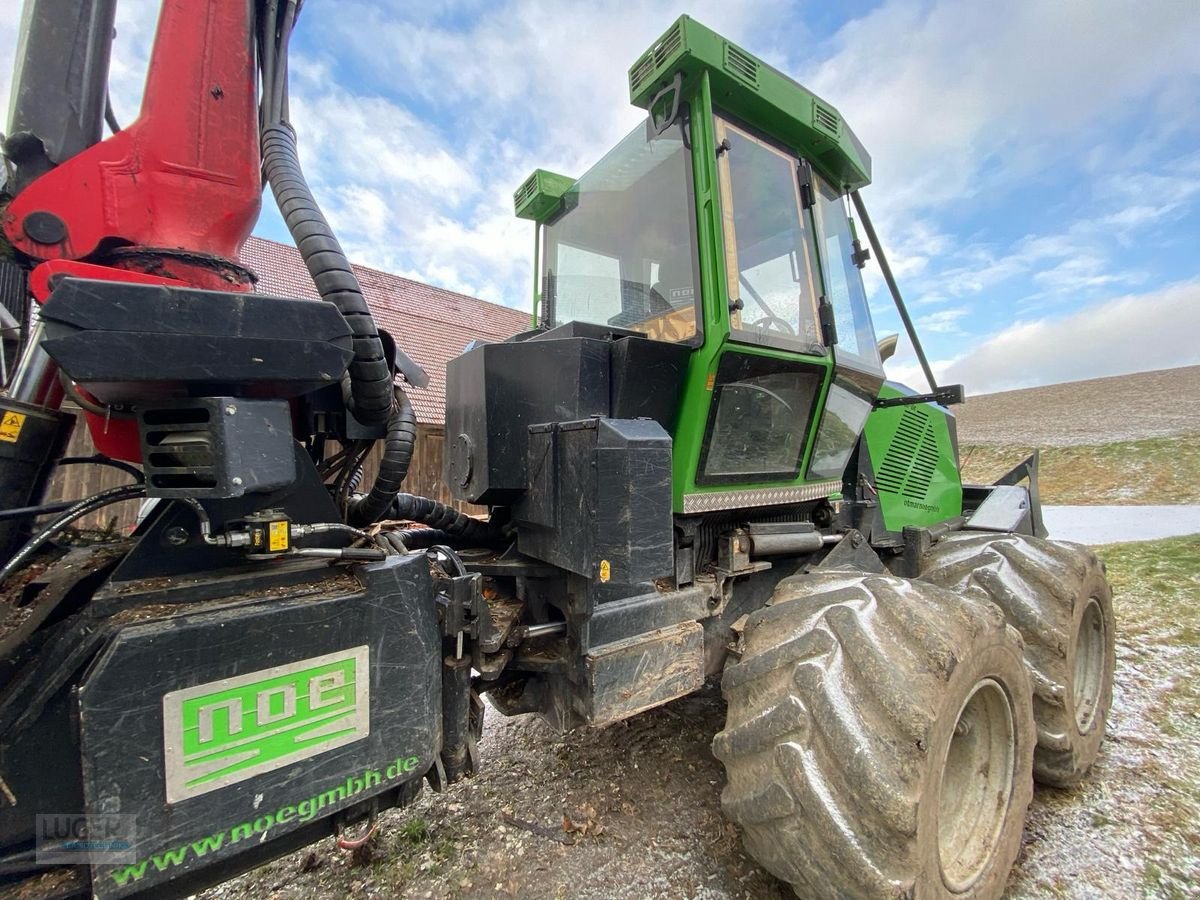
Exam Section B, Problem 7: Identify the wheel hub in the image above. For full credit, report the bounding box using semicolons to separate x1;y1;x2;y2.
1073;597;1106;732
937;678;1016;892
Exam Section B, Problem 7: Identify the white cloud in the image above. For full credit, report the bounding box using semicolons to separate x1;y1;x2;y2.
918;307;969;334
803;1;1200;214
930;280;1200;394
807;1;1200;316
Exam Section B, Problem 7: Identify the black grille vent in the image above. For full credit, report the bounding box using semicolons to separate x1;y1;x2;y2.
875;406;939;500
812;100;840;138
724;43;759;87
0;261;28;327
906;424;941;499
629;21;683;95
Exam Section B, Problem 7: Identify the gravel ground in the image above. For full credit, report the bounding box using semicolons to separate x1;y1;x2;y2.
955;365;1200;446
202;537;1200;899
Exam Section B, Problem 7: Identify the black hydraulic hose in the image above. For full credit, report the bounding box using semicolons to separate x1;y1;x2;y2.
347;390;418;525
0;500;76;522
0;484;145;585
386;494;502;543
387;528;455;550
261;123;394;426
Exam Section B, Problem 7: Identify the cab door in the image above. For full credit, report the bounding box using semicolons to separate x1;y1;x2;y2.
682;116;833;513
805;176;886;483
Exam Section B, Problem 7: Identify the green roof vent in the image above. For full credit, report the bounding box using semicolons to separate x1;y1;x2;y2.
513;169;576;223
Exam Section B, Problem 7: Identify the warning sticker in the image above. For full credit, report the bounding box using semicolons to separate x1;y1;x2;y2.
268;520;290;552
0;412;26;444
598;559;611;583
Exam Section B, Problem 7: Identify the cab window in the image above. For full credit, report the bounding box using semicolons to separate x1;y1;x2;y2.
813;178;880;369
541;115;699;344
715;117;822;355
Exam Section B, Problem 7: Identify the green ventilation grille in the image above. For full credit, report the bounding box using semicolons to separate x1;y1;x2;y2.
723;43;759;87
875;406;940;500
629;19;684;97
812;100;841;139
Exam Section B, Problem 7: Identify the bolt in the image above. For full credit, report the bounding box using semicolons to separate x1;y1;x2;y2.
22;211;67;245
165;526;189;546
210;84;224;99
850;533;863;548
225;404;237;416
231;476;243;487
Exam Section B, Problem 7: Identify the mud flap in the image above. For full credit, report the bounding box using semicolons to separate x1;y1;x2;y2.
76;553;440;898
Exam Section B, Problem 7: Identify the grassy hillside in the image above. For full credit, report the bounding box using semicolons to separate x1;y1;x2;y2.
960;433;1200;505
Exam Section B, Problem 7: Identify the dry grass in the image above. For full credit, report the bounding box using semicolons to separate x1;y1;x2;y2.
959;433;1200;505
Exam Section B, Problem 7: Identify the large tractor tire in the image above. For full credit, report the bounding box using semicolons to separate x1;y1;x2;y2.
714;572;1035;899
919;533;1115;788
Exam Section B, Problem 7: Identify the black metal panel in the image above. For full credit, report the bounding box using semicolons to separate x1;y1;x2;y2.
445;338;611;504
39;278;353;403
138;397;296;498
609;335;690;430
77;555;439;899
586;622;704;726
515;418;673;587
0;690;84;849
588;585;709;646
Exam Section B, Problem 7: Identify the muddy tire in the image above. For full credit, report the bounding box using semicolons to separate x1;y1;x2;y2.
920;533;1115;787
714;572;1035;898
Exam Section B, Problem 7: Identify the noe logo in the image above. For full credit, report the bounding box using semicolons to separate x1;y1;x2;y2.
163;647;370;803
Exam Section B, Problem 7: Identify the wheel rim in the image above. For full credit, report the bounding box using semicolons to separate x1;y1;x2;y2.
1073;597;1106;732
937;678;1016;893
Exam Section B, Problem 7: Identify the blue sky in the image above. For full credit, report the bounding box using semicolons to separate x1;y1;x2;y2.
4;0;1199;393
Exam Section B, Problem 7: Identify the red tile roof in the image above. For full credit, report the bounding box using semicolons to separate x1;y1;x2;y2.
240;235;529;424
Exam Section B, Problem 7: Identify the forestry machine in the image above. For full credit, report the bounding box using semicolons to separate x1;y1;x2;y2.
0;4;1115;898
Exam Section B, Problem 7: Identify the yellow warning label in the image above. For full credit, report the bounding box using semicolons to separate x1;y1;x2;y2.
0;412;25;444
268;520;290;552
598;559;611;583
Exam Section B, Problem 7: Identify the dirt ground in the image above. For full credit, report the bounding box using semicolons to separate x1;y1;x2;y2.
954;365;1200;447
201;536;1200;900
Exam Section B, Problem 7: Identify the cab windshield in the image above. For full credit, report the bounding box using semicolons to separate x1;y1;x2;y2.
541;116;699;343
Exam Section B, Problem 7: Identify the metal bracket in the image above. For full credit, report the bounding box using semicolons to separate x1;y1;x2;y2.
649;72;682;135
993;451;1047;538
874;384;965;409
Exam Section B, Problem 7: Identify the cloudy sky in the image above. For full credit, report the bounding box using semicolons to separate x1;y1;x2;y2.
3;0;1199;394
